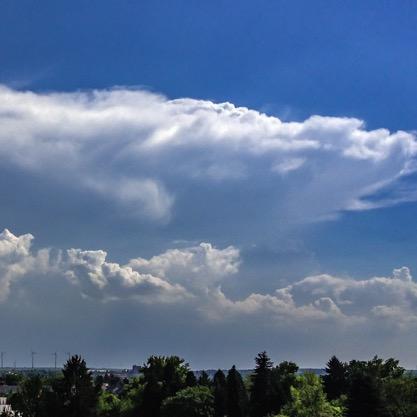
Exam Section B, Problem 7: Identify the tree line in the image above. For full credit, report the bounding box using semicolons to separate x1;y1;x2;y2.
2;352;417;417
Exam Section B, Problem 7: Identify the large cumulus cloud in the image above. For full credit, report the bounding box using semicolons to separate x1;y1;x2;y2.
0;85;416;228
3;228;417;367
3;229;417;331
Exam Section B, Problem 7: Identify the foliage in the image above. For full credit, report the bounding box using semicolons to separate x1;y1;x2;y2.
323;356;348;400
227;365;248;417
186;370;198;387
213;369;227;417
250;351;274;417
9;375;45;417
270;361;299;413
97;391;121;417
281;373;344;417
161;386;214;417
140;355;191;417
4;372;23;386
6;352;417;417
54;355;99;417
345;356;405;417
198;371;212;387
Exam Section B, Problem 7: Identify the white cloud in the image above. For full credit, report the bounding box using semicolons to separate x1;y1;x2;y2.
4;228;417;366
128;242;240;291
0;85;416;226
0;229;50;301
64;248;189;303
3;228;417;334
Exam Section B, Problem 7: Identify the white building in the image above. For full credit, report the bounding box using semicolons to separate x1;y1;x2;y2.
0;396;14;415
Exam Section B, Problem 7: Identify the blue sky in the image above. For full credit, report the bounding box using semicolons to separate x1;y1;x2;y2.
1;0;417;369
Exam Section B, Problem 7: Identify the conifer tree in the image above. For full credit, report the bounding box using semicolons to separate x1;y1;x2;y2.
226;366;248;417
323;356;348;400
198;371;212;387
213;370;227;417
186;371;198;387
249;351;273;417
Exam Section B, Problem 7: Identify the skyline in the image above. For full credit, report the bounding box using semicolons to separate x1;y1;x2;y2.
1;1;417;369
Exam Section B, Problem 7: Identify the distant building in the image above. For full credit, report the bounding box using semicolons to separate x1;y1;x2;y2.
0;396;14;415
131;365;141;375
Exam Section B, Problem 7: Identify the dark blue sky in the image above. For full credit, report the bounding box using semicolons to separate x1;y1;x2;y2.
1;0;417;368
1;0;417;130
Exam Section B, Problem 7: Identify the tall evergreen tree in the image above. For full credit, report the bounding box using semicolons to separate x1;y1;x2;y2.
226;366;248;417
198;371;212;388
213;370;227;417
323;356;348;400
186;371;198;387
249;351;273;417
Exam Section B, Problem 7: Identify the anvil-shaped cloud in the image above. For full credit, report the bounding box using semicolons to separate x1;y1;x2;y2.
0;86;416;229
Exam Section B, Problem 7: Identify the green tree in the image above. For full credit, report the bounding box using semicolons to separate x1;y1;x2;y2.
186;371;198;387
54;355;99;417
161;386;214;417
10;375;44;417
140;355;190;417
97;392;121;417
213;370;227;417
281;373;344;417
5;372;23;386
117;377;144;417
198;371;212;388
270;361;299;413
227;366;248;417
346;371;382;417
323;356;348;400
250;351;274;417
345;356;405;417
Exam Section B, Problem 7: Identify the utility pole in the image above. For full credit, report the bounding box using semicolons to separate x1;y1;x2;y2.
53;352;58;369
0;352;5;369
66;352;71;361
31;351;36;370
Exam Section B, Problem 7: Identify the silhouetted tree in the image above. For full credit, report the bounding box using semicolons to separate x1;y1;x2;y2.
140;355;190;417
54;355;99;417
198;371;212;388
345;356;403;417
323;356;348;400
226;366;248;417
270;361;299;413
213;370;227;417
249;351;274;417
10;375;44;417
346;372;383;417
141;374;164;417
186;371;198;387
